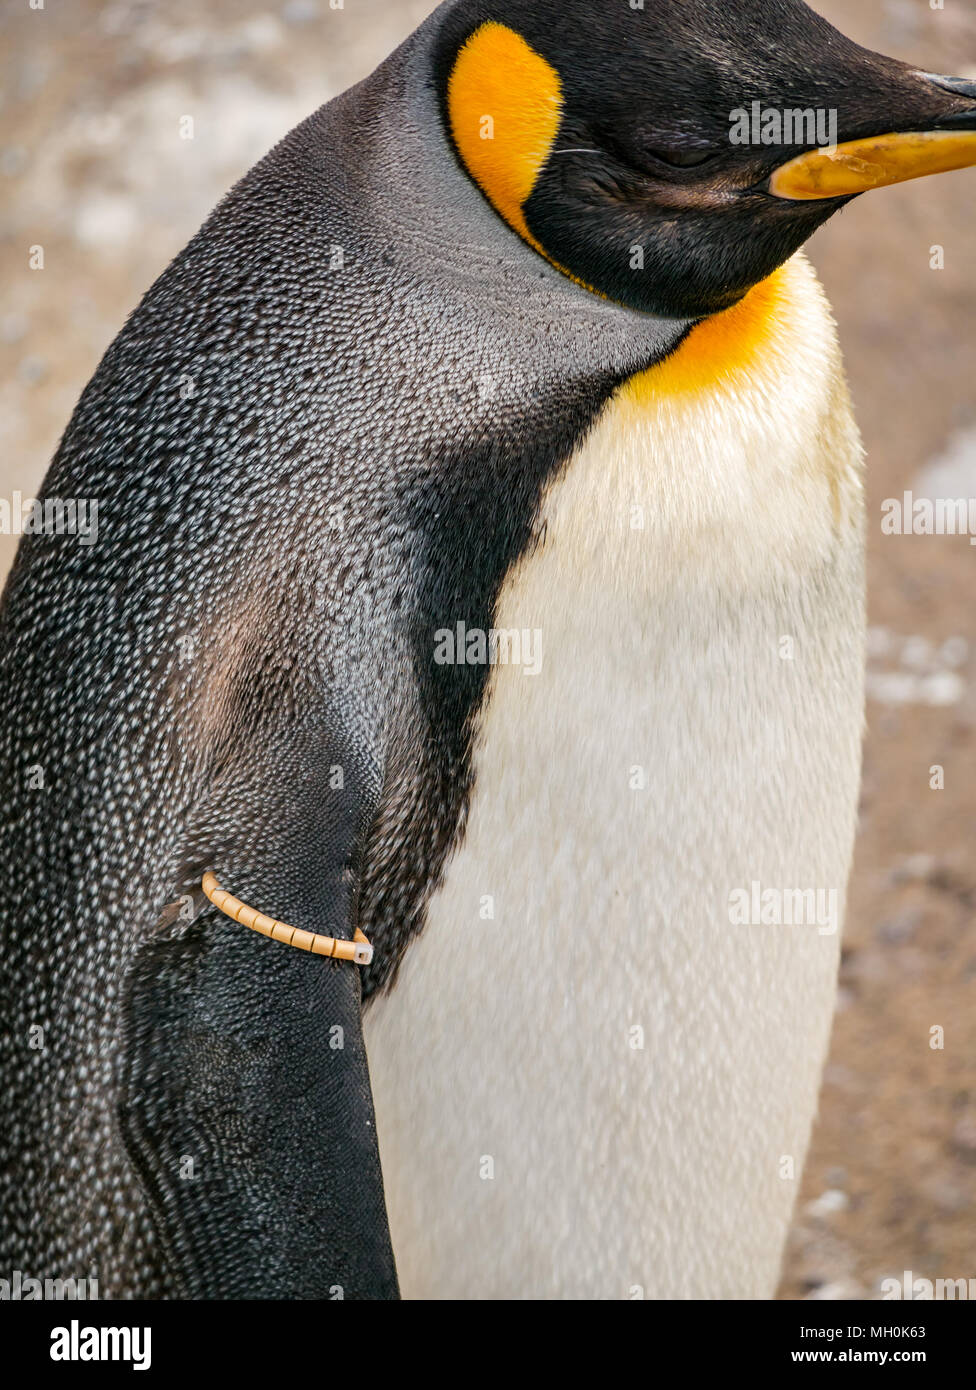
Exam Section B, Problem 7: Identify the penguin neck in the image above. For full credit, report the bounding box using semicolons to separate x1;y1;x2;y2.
624;267;791;402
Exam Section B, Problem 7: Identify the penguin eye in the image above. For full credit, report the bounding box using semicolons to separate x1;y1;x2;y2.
646;146;718;169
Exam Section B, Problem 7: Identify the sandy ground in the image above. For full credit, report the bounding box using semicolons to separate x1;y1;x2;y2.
2;0;974;1299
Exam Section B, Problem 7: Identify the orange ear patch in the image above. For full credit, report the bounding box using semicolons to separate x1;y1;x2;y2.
447;21;563;251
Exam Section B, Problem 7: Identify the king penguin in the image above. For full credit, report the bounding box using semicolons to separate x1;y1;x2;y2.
1;0;975;1301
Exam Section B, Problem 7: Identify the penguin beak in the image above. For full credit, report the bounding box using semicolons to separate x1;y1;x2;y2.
769;73;976;200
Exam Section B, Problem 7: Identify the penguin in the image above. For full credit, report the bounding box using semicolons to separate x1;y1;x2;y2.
1;0;974;1300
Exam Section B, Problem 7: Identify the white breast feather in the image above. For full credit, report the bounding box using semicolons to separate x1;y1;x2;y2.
366;253;866;1299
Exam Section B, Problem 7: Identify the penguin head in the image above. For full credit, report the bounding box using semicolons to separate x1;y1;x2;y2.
435;0;976;317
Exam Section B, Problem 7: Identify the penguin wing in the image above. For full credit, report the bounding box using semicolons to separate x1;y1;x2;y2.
118;729;398;1300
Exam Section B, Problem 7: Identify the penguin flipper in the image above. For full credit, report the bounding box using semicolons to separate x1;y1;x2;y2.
119;910;397;1299
118;756;398;1299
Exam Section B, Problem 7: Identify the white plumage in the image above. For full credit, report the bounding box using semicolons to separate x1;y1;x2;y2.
366;252;866;1298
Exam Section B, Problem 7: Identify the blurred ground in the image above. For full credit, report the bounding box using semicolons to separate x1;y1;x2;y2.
1;0;974;1299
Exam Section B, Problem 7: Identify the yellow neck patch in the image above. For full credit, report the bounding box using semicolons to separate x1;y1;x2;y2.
447;21;562;253
622;268;791;403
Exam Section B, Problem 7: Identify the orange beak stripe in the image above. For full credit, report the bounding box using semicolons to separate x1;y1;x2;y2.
769;129;976;199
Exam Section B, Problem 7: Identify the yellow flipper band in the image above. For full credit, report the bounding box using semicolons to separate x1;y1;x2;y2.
201;871;373;965
769;129;976;199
